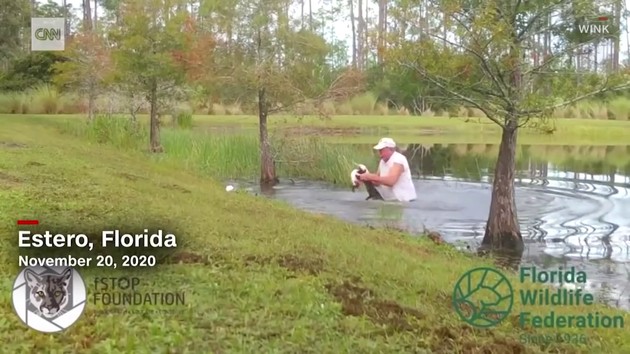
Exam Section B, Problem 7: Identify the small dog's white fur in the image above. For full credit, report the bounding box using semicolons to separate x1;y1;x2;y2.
350;164;368;188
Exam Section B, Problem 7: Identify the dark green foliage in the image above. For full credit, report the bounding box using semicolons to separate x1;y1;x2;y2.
0;52;67;92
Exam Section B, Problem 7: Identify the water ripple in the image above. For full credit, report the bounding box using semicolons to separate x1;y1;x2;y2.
231;168;630;309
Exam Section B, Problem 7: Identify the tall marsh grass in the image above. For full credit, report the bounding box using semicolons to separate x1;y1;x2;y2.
59;115;147;150
58;115;376;184
3;86;630;120
163;130;376;183
0;84;85;114
0;92;29;113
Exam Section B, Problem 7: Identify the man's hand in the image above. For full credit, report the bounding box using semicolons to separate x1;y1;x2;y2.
360;164;404;187
358;173;378;183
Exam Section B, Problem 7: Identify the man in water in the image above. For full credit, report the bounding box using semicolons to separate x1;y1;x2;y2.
357;137;417;202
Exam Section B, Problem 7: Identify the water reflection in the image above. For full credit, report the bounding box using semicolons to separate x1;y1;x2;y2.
233;144;630;310
404;144;630;310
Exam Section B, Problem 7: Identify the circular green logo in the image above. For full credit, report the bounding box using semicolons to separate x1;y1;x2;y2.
452;267;514;328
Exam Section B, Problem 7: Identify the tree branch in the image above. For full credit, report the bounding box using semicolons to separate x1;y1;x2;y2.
515;0;565;40
421;31;512;105
447;15;509;88
522;39;601;76
520;81;630;116
399;61;506;127
511;0;523;29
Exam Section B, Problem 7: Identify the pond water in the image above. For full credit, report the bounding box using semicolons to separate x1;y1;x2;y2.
232;143;630;310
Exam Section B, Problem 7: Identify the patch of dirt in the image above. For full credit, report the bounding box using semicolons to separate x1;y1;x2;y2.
244;254;324;276
325;280;424;334
243;255;271;267
430;324;528;353
325;278;539;353
509;314;524;328
115;172;144;181
0;171;21;186
161;183;191;194
427;231;445;245
277;254;324;275
162;251;209;265
26;161;44;167
453;301;477;321
150;145;164;153
458;337;526;354
0;141;26;148
434;325;475;340
326;279;529;352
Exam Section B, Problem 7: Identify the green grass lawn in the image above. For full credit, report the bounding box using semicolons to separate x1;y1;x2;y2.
191;114;630;128
194;114;630;146
1;116;629;353
6;113;630;146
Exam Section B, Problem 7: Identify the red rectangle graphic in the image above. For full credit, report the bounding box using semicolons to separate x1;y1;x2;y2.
17;220;39;225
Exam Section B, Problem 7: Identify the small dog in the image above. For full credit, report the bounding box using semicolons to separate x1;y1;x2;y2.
350;164;383;200
351;164;368;192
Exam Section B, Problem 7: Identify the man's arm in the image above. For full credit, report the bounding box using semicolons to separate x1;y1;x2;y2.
362;166;382;185
374;163;403;187
371;167;381;185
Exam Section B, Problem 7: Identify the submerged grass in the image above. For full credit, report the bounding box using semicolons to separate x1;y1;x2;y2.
1;115;630;353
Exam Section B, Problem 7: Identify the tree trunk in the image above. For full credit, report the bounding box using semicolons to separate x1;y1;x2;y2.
349;0;356;68
63;0;68;40
357;0;364;70
83;0;92;30
364;2;369;65
377;0;386;66
88;92;94;121
481;122;523;253
258;87;278;186
94;0;97;28
149;81;163;153
613;0;621;71
308;0;312;29
260;183;276;197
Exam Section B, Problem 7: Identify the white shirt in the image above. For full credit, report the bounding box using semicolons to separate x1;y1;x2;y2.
375;151;417;202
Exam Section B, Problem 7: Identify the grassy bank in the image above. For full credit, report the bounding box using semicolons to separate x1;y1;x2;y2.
1;112;630;353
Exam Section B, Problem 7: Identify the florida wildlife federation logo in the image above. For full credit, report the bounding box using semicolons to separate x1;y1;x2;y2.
452;267;514;328
12;266;87;333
